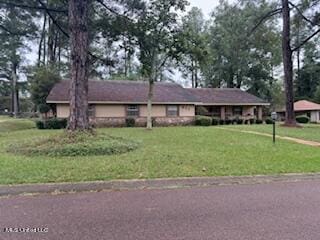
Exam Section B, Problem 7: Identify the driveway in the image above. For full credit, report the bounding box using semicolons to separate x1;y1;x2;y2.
1;180;320;240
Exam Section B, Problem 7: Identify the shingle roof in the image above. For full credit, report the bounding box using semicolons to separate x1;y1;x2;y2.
47;80;199;104
186;88;269;105
294;100;320;111
277;100;320;112
47;80;269;106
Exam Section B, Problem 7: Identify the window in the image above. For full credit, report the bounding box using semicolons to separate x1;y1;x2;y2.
88;105;95;117
232;106;243;116
167;105;179;117
126;105;139;117
209;106;221;117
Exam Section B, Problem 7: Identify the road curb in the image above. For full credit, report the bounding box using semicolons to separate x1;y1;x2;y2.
1;173;320;197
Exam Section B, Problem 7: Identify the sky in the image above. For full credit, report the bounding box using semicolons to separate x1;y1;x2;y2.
188;0;235;17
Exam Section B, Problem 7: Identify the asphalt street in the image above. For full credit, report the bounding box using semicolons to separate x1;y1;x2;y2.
1;180;320;240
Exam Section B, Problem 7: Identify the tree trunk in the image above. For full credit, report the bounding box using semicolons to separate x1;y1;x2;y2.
47;18;55;64
296;19;300;81
38;13;47;66
191;60;194;88
146;80;154;130
11;62;19;118
195;64;199;88
68;0;90;131
282;0;296;126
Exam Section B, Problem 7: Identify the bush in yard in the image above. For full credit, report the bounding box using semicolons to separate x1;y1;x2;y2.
296;115;310;124
8;132;140;157
212;118;219;125
38;104;51;115
219;119;225;125
125;118;135;127
195;116;212;126
236;119;243;124
35;118;67;129
46;118;67;129
225;119;232;125
35;120;45;129
265;118;274;124
152;117;157;127
249;118;255;124
255;119;263;124
244;119;249;124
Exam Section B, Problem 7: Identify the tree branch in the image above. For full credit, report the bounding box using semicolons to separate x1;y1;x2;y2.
289;1;317;26
95;0;133;22
292;28;320;52
0;24;30;36
0;0;67;13
37;0;69;38
250;8;282;35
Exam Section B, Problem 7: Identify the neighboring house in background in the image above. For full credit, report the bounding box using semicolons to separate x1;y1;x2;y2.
47;80;269;126
277;100;320;123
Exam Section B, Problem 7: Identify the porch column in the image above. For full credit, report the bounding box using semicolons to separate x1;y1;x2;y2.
220;106;226;120
257;106;263;120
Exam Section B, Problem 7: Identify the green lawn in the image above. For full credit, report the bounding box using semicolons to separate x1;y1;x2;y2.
225;123;320;142
1;119;320;185
0;116;35;133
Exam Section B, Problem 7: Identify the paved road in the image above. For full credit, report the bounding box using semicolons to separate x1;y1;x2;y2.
1;181;320;240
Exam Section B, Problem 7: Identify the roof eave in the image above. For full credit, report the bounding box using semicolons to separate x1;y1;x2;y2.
47;100;201;105
47;100;269;106
196;102;270;106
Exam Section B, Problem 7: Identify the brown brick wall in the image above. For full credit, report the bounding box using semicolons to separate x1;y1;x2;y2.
91;117;195;128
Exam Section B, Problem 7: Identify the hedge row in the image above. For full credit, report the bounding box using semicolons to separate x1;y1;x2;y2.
36;118;68;129
195;116;273;126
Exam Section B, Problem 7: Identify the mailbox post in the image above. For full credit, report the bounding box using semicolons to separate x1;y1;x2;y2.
271;112;277;144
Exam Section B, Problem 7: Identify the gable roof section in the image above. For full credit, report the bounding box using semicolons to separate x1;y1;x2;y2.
294;100;320;111
186;88;269;106
277;100;320;112
47;80;199;104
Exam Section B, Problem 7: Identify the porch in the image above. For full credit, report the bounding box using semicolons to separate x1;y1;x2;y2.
195;105;263;120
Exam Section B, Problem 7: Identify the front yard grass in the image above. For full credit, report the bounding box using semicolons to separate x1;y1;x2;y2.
0;116;35;133
1;122;320;185
225;123;320;142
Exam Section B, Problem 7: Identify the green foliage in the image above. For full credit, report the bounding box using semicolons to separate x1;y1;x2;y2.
38;104;51;114
314;85;320;103
35;120;45;130
225;119;232;125
212;118;219;125
8;132;140;157
177;7;207;87
203;0;281;90
219;119;225;125
125;118;136;127
296;115;310;124
249;119;255;124
236;119;244;125
35;118;67;130
29;66;61;107
136;0;188;80
265;118;274;124
255;119;263;124
195;116;212;126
